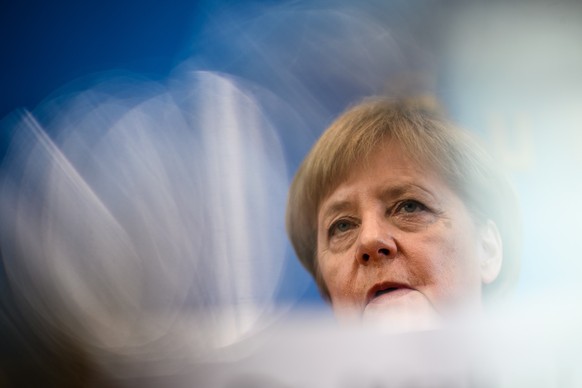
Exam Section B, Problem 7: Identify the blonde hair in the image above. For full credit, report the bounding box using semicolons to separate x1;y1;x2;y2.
286;97;520;301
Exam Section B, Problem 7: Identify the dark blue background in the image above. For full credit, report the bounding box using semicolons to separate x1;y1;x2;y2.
0;0;206;119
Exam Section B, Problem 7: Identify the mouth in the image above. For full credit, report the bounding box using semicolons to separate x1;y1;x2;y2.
366;282;412;305
375;287;400;297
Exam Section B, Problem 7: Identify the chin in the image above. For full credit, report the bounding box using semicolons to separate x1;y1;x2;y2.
361;289;442;332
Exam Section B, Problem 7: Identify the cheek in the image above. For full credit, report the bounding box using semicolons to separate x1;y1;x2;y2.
317;252;359;304
416;225;483;304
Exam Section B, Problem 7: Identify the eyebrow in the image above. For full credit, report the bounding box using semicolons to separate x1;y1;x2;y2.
320;200;354;225
378;184;429;202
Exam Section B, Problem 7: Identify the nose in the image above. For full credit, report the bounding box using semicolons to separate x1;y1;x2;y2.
355;217;397;265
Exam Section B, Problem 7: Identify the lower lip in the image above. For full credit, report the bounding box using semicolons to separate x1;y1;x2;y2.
367;287;413;306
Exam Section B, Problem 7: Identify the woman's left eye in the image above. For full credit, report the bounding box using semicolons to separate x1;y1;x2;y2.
397;200;426;214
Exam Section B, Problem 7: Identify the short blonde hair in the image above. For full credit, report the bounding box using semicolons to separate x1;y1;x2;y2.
286;97;520;301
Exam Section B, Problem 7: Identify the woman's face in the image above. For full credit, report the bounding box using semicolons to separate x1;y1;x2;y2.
316;141;501;328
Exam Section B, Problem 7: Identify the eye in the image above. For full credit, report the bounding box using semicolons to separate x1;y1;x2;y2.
396;200;427;214
329;219;356;237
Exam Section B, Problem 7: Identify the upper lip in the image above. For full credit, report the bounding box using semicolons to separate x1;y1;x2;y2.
366;281;411;304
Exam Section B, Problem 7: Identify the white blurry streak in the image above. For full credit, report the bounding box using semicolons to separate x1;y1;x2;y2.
52;92;205;351
200;75;255;341
182;71;288;346
0;71;289;373
1;111;145;349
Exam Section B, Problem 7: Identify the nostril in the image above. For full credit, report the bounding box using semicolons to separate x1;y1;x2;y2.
362;253;370;261
378;248;389;256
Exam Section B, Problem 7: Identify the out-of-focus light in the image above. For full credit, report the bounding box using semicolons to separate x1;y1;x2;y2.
1;1;582;386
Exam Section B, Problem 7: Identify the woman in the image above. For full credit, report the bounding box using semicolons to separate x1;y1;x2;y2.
286;97;520;328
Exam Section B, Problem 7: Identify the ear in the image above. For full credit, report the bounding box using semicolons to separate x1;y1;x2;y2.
478;220;503;285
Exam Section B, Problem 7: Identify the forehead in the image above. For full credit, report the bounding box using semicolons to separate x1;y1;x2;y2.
320;139;437;200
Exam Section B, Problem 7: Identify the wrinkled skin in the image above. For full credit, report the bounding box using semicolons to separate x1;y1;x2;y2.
316;141;502;329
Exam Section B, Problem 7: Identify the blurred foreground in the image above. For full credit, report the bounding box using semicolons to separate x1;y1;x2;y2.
2;1;582;386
